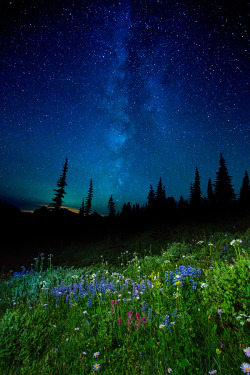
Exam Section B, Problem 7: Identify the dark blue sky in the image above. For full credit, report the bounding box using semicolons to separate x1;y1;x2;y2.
0;0;249;214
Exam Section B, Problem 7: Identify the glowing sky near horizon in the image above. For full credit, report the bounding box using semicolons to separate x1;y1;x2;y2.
0;0;249;214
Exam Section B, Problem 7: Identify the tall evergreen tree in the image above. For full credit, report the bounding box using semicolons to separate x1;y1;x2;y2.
239;170;250;207
85;179;93;216
214;153;235;208
147;184;155;210
108;195;116;217
79;198;85;216
156;177;164;203
190;167;202;211
50;157;68;210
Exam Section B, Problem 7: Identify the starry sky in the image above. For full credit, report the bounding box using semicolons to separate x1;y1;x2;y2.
0;0;249;215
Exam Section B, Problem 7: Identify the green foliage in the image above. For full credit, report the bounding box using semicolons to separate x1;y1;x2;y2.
0;229;249;374
201;255;250;315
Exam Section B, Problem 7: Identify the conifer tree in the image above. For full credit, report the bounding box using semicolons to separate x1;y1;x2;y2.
156;177;164;203
190;167;202;211
239;170;250;207
147;184;155;210
50;157;68;210
108;195;116;217
214;153;235;208
85;179;93;216
79;198;85;216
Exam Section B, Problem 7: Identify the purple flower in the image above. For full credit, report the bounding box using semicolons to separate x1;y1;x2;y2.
217;309;222;314
244;348;250;358
241;363;250;373
93;363;100;371
208;371;217;374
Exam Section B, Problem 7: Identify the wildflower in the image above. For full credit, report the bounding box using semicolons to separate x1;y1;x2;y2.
216;348;221;355
217;309;222;314
240;363;250;373
118;318;121;323
174;281;182;286
82;311;87;314
142;317;146;326
167;369;172;373
65;338;69;342
230;239;242;246
244;348;250;357
159;324;165;329
82;351;87;355
201;283;208;288
54;348;58;353
93;352;100;358
93;363;100;371
208;371;217;374
74;327;79;331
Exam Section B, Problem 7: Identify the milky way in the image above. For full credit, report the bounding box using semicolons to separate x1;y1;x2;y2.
0;0;249;214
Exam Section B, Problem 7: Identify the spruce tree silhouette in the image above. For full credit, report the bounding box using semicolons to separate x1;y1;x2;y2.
108;195;116;217
239;170;250;208
190;167;202;212
214;153;235;209
147;184;155;210
85;179;93;216
50;157;68;210
79;198;85;216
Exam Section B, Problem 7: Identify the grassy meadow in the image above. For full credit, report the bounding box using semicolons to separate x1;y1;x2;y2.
0;220;249;374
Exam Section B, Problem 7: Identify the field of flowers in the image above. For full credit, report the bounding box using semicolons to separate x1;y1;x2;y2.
0;230;249;374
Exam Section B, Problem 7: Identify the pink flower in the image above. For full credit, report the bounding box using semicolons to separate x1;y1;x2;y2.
142;317;146;326
115;300;118;306
118;318;121;323
136;312;140;319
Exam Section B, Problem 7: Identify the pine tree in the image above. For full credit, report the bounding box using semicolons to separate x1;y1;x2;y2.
85;179;93;216
190;167;202;211
79;198;85;216
156;177;164;203
214;153;235;208
108;195;116;217
50;157;68;210
239;171;250;207
147;184;155;210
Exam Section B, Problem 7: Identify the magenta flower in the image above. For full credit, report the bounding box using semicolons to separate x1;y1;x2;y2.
118;318;121;323
142;317;146;326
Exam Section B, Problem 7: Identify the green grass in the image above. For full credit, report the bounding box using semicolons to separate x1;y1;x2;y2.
0;228;249;374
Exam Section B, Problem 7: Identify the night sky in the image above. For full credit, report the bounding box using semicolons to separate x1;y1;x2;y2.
0;0;249;215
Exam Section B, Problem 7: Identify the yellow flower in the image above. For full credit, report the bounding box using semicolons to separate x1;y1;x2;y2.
174;281;182;286
216;348;221;355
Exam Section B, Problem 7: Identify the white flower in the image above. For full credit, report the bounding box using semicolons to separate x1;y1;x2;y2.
201;283;208;288
230;239;242;246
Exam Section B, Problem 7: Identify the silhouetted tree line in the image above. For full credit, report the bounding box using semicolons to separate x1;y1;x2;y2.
1;153;249;226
